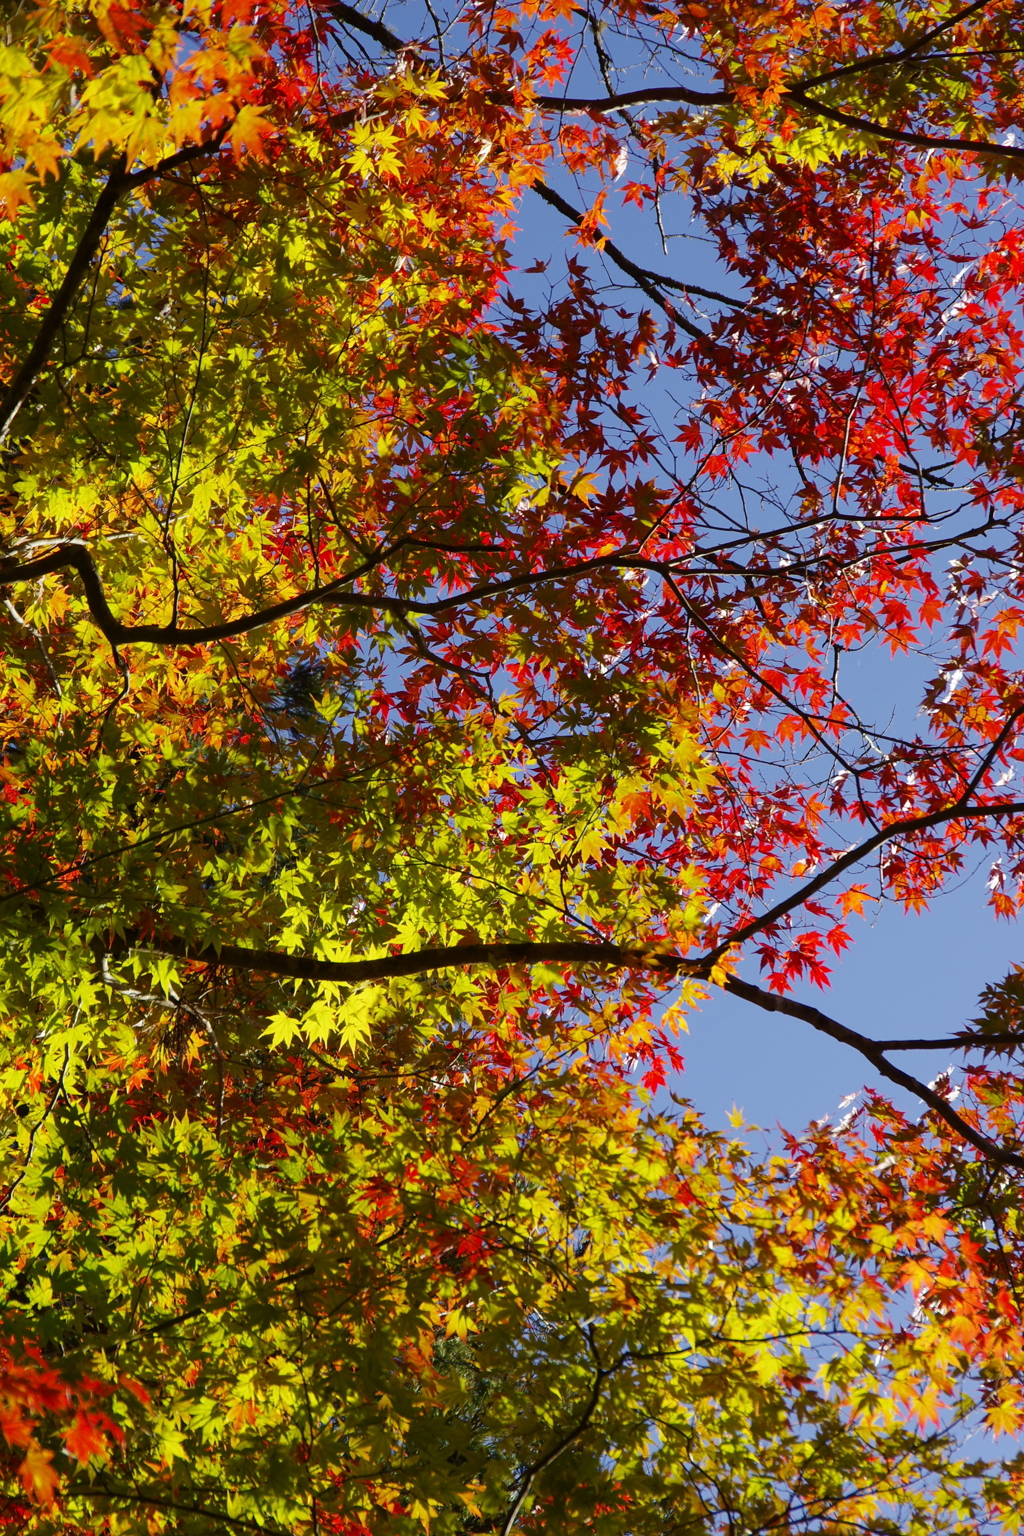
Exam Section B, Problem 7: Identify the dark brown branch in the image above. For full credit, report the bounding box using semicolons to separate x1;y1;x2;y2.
100;927;1024;1168
530;182;703;339
0;542;372;646
794;0;1000;94
77;1488;285;1535
6;533;1004;659
536;84;732;112
961;704;1024;802
541;80;1024;163
123;134;232;190
0;159;128;446
0;135;228;448
712;797;1024;960
723;974;1024;1171
324;1;408;52
875;1032;1024;1051
0;540;680;647
891;0;997;58
114;932;650;984
536;48;1024;168
783;88;1024;162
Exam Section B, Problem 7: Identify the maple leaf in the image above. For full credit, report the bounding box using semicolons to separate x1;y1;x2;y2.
18;1445;59;1507
1;1;1024;1530
838;885;876;917
63;1412;109;1465
225;104;272;162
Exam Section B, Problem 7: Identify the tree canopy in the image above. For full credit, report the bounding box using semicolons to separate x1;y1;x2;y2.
3;0;1024;1530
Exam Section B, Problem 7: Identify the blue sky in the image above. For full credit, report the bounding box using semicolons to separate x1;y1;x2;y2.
682;871;1023;1134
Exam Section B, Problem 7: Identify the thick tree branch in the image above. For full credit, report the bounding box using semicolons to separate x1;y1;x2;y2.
874;1032;1024;1051
324;1;408;52
536;67;1024;168
101;919;1024;1062
114;932;648;983
78;1488;285;1535
0;541;373;646
3;535;999;663
794;0;1002;93
536;84;732;112
99;925;1024;1166
0;540;682;646
723;974;1024;1171
782;88;1024;162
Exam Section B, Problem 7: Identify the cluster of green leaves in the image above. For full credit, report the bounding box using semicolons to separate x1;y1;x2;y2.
0;0;715;1073
3;0;1024;1531
4;1038;1023;1535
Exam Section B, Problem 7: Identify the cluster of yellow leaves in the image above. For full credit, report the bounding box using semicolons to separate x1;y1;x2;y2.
0;0;270;215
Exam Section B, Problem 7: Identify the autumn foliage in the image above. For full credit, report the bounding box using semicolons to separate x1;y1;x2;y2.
2;0;1024;1530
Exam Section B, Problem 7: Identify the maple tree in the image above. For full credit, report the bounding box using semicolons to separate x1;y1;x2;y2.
3;0;1024;1528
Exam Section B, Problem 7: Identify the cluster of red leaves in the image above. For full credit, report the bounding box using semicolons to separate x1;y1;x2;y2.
0;1342;119;1511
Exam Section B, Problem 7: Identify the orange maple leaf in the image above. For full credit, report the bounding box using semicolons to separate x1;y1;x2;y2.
18;1443;60;1506
63;1411;108;1465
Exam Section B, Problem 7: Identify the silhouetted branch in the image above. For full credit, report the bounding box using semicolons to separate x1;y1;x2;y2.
724;973;1024;1171
711;797;1024;960
100;922;1024;1167
325;1;408;52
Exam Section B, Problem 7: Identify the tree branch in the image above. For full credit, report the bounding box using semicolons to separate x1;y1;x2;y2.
793;0;1002;94
530;182;703;338
535;48;1024;169
324;1;408;52
782;88;1024;163
535;84;732;112
76;1487;286;1535
0;135;229;448
873;1032;1024;1051
711;797;1024;960
0;540;694;646
0;541;374;646
95;925;1024;1168
112;931;648;984
500;1334;618;1536
531;180;742;318
0;159;128;446
723;974;1024;1171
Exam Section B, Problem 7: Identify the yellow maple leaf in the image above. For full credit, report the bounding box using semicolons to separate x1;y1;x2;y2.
0;169;35;218
226;103;272;162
